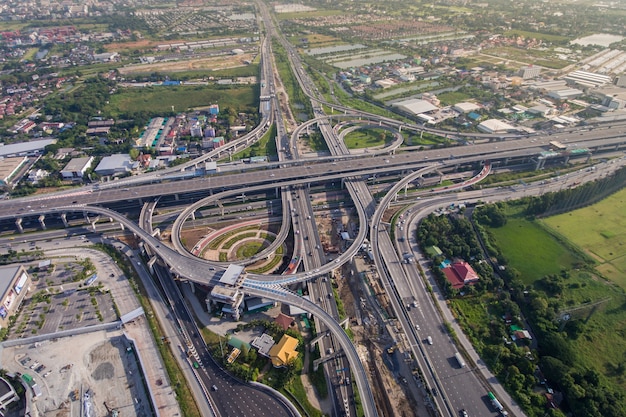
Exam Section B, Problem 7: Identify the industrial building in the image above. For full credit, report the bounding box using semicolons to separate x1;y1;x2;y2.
137;117;168;148
547;88;584;101
0;265;30;328
591;86;626;110
453;102;481;114
477;119;517;134
518;65;541;79
564;70;613;88
94;154;135;176
0;156;28;188
0;138;56;158
392;98;439;118
61;156;94;181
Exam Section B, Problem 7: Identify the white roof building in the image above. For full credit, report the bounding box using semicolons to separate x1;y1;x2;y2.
527;104;553;117
94;154;134;176
0;138;56;157
547;88;583;100
453;102;481;113
61;156;94;180
477;119;517;134
374;79;395;89
564;70;613;88
529;79;568;92
219;264;245;286
252;333;276;357
0;156;28;187
392;99;438;115
0;265;30;327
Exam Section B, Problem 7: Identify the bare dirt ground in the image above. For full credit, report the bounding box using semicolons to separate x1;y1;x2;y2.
118;52;255;75
2;330;150;417
104;39;168;52
316;207;418;417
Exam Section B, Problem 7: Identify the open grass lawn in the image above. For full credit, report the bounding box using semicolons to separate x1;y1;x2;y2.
483;198;626;395
106;85;256;116
503;30;569;43
485;46;569;69
343;128;390;149
450;295;493;351
23;48;39;61
558;270;626;393
436;91;472;106
489;210;581;285
541;187;626;289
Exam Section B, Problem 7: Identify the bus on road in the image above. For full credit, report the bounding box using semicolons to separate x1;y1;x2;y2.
454;352;466;368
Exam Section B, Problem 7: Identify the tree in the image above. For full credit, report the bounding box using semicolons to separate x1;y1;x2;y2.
540;334;576;366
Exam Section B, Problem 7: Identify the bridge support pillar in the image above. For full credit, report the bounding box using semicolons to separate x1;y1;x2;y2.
504;157;511;165
404;184;408;197
147;256;157;273
119;222;125;231
339;317;349;329
586;153;592;163
38;215;46;230
564;155;570;164
535;158;545;170
190;211;196;221
61;213;69;228
152;228;161;239
189;281;195;294
90;216;100;232
174;194;179;201
15;218;23;234
340;178;345;189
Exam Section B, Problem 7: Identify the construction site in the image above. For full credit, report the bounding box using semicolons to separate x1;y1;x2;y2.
2;330;151;417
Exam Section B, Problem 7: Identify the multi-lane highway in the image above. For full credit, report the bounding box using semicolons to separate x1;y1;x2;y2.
3;2;626;416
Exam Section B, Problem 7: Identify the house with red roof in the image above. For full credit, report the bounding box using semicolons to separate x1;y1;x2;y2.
274;313;295;331
442;260;480;289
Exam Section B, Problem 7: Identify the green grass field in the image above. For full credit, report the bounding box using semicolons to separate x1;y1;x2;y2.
541;187;626;289
488;208;581;284
106;85;256;116
482;198;626;396
343;128;390;149
436;91;472;106
503;30;569;43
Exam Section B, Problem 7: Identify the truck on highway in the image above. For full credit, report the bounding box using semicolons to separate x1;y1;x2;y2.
488;392;508;416
454;352;466;368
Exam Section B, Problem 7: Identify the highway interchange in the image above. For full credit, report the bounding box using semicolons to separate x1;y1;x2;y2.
2;3;626;417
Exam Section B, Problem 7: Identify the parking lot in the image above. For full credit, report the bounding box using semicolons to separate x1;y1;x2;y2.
9;258;118;339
